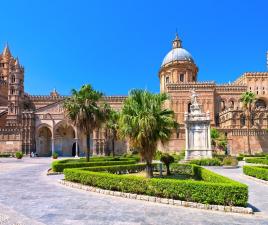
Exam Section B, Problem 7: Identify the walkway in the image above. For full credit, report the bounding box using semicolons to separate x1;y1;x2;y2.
206;161;268;216
0;158;267;225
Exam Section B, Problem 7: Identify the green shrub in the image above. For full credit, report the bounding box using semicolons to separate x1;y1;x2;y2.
212;154;226;162
223;156;238;166
64;163;248;206
52;152;58;159
189;158;222;166
160;154;174;175
0;153;12;158
52;159;137;172
15;151;23;159
245;157;268;165
236;156;244;161
243;165;268;181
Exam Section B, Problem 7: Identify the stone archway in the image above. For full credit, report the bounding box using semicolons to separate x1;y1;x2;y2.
36;126;52;156
54;122;76;156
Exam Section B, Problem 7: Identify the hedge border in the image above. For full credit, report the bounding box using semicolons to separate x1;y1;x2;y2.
63;163;248;207
243;165;268;181
245;157;268;165
59;179;253;214
52;159;138;172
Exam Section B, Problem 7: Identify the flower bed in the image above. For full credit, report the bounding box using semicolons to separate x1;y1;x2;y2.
244;157;268;165
52;157;138;172
243;165;268;181
64;163;248;206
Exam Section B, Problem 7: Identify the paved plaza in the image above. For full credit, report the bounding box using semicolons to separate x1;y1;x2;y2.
0;158;268;225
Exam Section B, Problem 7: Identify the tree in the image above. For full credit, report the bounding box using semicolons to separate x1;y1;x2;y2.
211;128;220;147
240;91;256;155
63;84;105;162
106;108;120;157
160;153;174;175
119;89;178;178
210;128;227;153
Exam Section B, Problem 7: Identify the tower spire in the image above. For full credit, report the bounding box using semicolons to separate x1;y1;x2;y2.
3;42;11;57
172;31;182;49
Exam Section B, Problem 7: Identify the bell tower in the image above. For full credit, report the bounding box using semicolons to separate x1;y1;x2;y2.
6;56;24;126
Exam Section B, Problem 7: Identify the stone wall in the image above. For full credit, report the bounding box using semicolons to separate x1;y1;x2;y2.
0;140;22;153
228;129;268;155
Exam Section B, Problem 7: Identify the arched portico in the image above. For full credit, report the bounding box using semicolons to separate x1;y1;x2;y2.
53;121;79;157
36;125;52;156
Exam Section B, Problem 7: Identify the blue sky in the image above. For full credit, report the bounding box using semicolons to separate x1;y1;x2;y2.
1;0;267;96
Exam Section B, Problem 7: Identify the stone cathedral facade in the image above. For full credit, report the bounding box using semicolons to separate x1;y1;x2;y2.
0;34;268;156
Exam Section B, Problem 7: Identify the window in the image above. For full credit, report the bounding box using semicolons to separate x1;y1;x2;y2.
165;76;170;84
180;74;184;82
11;75;15;83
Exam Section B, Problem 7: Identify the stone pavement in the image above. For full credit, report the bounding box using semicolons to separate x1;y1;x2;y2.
0;158;267;225
206;161;268;217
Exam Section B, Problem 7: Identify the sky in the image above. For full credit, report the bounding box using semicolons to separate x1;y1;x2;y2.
0;0;267;96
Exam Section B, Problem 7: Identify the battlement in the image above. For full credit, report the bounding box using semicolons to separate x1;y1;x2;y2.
28;95;66;101
215;84;247;92
234;72;268;84
102;96;127;102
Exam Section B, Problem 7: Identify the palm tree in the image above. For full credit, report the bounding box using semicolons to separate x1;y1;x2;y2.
240;91;256;155
63;84;104;162
106;108;120;157
119;89;178;178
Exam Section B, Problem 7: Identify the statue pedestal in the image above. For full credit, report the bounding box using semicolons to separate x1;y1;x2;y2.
184;91;212;161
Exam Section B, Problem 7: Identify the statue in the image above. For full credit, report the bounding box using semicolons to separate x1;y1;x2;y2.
184;91;212;160
190;89;198;105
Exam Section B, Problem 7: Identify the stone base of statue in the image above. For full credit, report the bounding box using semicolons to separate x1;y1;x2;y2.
184;90;212;161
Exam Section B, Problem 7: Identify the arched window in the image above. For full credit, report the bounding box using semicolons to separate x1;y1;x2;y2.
165;76;170;84
11;75;15;83
221;100;226;111
240;114;246;127
10;87;15;95
255;99;266;108
179;74;184;82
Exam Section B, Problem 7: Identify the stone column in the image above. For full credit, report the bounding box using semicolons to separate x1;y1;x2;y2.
51;137;55;157
75;138;79;158
74;127;79;158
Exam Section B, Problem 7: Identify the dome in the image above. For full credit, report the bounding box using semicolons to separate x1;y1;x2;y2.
161;33;194;67
161;48;194;67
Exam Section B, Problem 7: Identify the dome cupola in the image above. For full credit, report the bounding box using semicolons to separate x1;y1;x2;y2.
159;33;198;93
161;33;194;67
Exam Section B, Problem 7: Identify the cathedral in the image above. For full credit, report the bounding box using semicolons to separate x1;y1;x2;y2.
0;34;268;157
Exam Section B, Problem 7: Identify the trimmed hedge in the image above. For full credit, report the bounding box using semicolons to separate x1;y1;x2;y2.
80;163;157;174
52;159;137;172
245;157;268;165
0;153;13;158
64;163;248;206
189;158;222;166
243;165;268;181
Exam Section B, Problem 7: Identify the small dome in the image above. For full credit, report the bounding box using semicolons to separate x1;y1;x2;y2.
161;33;194;67
161;48;194;67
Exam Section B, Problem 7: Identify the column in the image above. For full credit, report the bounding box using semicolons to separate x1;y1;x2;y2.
74;127;79;157
51;136;55;157
75;138;79;158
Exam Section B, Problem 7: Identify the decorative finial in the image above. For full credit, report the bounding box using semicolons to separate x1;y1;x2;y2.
172;31;182;49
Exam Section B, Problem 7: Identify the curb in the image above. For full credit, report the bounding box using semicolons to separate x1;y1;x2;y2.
47;169;63;176
59;180;253;215
242;174;268;185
